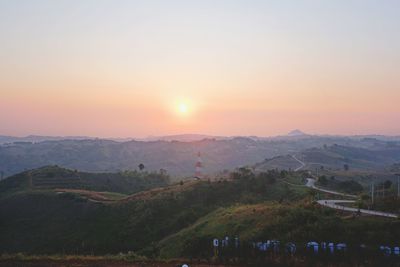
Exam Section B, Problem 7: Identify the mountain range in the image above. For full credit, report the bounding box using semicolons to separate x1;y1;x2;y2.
1;132;400;179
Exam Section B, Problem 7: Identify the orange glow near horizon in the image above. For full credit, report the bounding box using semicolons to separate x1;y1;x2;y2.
0;1;400;137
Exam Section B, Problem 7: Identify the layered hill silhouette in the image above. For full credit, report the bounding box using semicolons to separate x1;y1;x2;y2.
1;135;399;179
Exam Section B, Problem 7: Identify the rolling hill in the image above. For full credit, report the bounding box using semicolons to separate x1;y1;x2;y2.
0;166;307;255
1;136;399;179
0;166;399;258
256;143;400;172
158;202;400;258
0;165;169;195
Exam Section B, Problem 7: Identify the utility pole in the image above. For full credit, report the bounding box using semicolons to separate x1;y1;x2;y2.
28;171;33;189
371;183;374;205
396;174;400;198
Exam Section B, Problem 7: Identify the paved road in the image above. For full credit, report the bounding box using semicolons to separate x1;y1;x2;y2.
306;178;398;219
317;199;398;218
306;178;357;198
291;155;306;171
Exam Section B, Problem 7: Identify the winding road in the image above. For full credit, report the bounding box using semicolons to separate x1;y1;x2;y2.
292;155;306;171
289;155;398;218
306;178;357;198
306;178;398;219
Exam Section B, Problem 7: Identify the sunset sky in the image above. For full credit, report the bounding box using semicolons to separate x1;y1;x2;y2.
1;1;399;138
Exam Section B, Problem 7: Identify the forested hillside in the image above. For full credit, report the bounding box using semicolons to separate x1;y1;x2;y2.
1;166;398;258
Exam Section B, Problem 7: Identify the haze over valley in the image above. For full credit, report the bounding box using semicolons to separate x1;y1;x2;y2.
1;1;400;266
1;131;400;179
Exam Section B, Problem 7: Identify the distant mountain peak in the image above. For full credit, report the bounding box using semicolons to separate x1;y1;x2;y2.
287;129;307;136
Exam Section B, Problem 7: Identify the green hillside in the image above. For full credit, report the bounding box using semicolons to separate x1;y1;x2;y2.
301;144;400;171
255;144;400;174
0;165;169;196
0;166;399;259
158;202;400;258
0;167;307;255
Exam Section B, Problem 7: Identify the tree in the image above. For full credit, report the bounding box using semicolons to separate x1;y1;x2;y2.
280;170;288;178
343;164;349;171
384;180;392;189
319;175;328;186
138;163;145;171
234;167;254;179
338;180;363;194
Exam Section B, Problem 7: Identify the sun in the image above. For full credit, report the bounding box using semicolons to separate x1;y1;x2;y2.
178;103;188;114
172;98;195;118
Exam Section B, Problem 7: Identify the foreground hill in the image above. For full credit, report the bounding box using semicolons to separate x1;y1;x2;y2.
0;167;305;255
1;136;399;179
158;203;400;258
0;166;399;258
0;166;169;195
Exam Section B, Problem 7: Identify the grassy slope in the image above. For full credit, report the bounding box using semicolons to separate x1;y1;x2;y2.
159;202;400;258
0;169;307;255
0;167;399;258
0;165;169;196
254;144;400;173
301;144;400;171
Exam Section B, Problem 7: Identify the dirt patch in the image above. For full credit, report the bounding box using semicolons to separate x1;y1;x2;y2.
122;181;200;202
55;180;200;204
55;189;116;202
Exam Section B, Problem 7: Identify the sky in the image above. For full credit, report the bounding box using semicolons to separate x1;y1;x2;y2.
0;0;399;138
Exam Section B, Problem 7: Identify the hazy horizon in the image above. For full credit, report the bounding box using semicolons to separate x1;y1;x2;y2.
2;130;400;140
1;1;399;137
